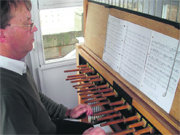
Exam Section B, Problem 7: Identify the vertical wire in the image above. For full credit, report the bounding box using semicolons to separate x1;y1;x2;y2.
132;0;134;10
127;0;129;9
176;1;179;22
137;0;139;11
142;0;144;13
161;0;165;18
148;0;150;14
168;0;172;20
154;0;157;16
119;0;122;7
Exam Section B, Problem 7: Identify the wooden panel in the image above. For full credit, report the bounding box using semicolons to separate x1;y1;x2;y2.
83;0;88;34
84;2;109;58
110;9;179;40
170;81;180;122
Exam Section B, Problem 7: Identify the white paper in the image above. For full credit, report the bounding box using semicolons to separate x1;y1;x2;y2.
103;15;127;72
140;32;180;112
102;15;180;113
120;22;151;88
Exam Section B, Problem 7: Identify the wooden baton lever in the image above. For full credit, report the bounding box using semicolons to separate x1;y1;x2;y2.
97;113;121;122
101;115;139;127
71;75;99;83
79;88;113;96
77;65;88;68
90;101;109;107
81;91;115;100
77;87;97;92
113;128;135;135
66;75;86;80
64;67;90;72
67;74;85;78
85;75;99;79
73;83;95;89
89;78;102;82
109;99;125;106
100;118;124;127
128;121;146;128
78;84;108;91
114;104;131;111
81;94;102;100
134;126;153;135
84;97;106;103
71;78;90;83
73;83;93;88
103;92;116;97
93;109;115;116
81;69;94;73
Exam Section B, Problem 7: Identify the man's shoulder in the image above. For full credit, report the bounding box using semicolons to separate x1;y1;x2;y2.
0;68;22;93
0;67;21;81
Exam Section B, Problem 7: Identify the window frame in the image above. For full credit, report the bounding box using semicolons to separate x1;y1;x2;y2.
31;0;83;66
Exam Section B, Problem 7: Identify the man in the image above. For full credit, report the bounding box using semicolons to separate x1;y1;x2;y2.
0;0;106;134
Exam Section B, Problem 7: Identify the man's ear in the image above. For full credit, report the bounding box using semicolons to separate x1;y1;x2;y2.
0;29;7;43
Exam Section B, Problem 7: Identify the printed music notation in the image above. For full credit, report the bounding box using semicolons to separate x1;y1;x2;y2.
103;15;127;72
141;32;180;112
102;15;180;113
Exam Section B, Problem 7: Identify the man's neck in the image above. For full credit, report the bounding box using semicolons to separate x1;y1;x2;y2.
0;43;25;60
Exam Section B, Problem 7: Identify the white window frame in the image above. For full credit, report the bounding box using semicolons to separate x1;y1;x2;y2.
31;0;83;66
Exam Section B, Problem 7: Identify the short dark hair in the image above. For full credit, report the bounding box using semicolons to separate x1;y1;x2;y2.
0;0;32;29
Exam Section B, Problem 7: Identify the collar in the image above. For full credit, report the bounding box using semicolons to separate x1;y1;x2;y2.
0;55;27;75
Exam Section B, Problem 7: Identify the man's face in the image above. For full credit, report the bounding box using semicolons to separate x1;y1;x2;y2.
5;3;37;60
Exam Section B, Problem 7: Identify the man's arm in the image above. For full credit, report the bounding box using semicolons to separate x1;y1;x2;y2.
39;92;68;120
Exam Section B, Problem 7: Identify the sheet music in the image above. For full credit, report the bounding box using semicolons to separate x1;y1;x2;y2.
103;15;126;72
140;32;180;112
119;22;151;88
102;15;180;113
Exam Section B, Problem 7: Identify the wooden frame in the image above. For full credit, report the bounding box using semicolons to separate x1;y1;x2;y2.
77;0;180;134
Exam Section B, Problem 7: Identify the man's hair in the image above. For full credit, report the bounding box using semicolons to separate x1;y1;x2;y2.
0;0;32;29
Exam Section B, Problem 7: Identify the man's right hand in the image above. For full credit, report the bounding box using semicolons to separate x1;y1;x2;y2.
83;127;106;135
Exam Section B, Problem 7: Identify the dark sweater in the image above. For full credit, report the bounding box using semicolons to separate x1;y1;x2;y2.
0;68;67;134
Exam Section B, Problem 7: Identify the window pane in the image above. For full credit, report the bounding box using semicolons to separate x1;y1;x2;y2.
127;0;133;10
162;0;179;22
40;6;83;61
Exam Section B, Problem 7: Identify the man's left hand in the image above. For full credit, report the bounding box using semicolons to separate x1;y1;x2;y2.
66;104;93;119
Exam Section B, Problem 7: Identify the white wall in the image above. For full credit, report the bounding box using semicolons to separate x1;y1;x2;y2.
38;61;78;108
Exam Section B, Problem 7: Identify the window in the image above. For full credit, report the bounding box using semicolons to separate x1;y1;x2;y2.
92;0;180;23
39;7;83;61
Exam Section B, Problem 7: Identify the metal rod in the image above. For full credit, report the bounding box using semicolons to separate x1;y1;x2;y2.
168;0;172;20
161;0;165;18
154;0;157;16
176;1;180;22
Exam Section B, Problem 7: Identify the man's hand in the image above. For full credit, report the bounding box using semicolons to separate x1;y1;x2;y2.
66;104;93;119
83;127;106;135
